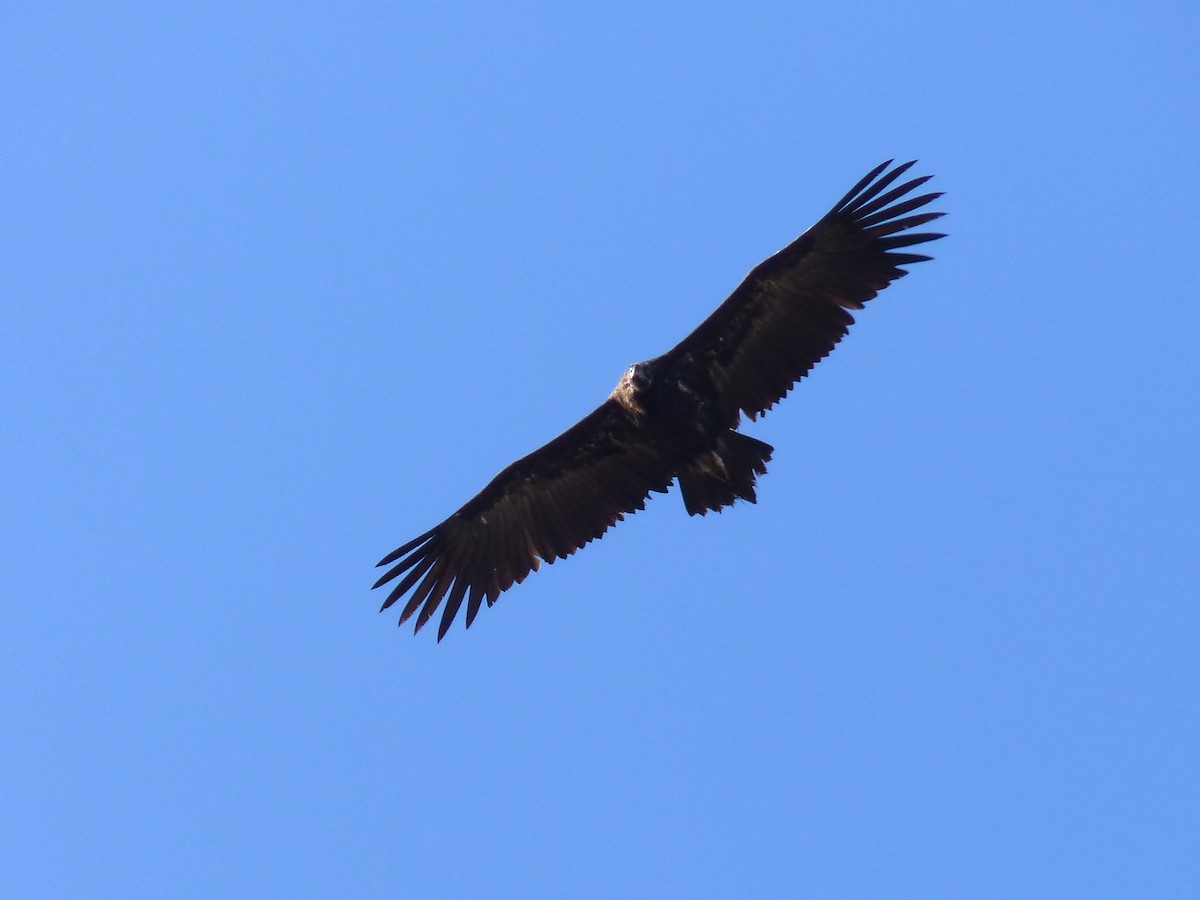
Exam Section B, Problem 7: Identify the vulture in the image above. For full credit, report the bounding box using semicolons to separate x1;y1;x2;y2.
374;159;945;640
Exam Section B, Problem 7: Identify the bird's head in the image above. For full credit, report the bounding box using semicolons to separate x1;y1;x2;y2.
629;361;655;391
611;361;656;415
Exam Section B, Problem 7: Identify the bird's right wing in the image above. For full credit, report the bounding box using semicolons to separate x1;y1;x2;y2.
373;399;676;640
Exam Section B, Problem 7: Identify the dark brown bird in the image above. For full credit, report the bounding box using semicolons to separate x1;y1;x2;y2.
374;159;945;640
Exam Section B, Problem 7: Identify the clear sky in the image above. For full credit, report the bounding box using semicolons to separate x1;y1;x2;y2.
4;2;1198;897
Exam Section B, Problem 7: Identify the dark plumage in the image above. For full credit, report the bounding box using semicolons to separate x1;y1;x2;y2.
374;159;946;639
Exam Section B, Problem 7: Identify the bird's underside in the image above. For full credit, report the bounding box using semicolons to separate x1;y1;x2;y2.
374;159;946;640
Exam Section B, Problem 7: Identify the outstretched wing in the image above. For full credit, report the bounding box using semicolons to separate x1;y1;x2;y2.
658;159;945;424
373;399;676;640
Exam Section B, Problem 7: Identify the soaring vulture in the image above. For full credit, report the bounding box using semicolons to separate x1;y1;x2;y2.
374;159;945;640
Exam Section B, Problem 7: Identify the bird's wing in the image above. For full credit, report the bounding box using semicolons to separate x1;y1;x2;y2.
373;399;676;640
658;160;945;424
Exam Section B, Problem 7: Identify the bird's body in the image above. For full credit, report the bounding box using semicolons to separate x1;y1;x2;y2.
610;358;774;517
374;160;946;639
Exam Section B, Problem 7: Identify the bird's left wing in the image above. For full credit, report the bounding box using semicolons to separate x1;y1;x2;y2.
657;159;945;425
373;399;676;640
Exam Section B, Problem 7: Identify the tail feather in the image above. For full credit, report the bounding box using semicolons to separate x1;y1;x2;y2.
677;431;773;516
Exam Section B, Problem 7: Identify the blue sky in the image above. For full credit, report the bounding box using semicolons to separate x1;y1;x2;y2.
4;2;1198;897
